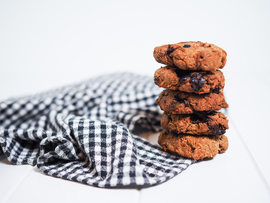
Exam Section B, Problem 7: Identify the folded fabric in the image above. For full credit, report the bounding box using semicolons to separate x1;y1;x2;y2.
0;73;193;188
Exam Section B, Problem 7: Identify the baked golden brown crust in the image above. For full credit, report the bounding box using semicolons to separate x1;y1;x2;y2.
156;89;228;114
154;41;227;71
161;111;229;136
154;66;225;94
158;130;228;160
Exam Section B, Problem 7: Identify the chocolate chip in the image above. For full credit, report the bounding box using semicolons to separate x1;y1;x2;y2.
174;94;189;107
179;76;189;84
219;147;224;152
190;73;206;91
165;44;175;55
183;44;191;48
184;101;189;107
154;77;160;83
175;68;206;91
210;125;226;135
175;69;191;84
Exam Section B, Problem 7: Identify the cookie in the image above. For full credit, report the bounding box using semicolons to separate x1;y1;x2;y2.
156;89;228;114
158;130;228;160
154;66;225;94
161;111;229;136
153;41;227;71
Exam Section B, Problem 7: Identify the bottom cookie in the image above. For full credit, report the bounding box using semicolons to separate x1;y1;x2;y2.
158;130;228;160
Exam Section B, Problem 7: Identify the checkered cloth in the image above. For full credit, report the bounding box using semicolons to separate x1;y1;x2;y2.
0;73;193;188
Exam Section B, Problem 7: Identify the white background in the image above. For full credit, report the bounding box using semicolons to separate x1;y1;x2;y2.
1;0;270;202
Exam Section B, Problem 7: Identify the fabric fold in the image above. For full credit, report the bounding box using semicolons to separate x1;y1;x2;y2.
0;73;194;188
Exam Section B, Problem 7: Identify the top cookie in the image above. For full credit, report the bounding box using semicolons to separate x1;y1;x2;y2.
154;41;227;71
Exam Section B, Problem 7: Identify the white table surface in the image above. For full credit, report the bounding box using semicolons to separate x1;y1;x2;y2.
1;0;270;202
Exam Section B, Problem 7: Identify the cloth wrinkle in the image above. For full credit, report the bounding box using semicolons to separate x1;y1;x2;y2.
0;73;194;188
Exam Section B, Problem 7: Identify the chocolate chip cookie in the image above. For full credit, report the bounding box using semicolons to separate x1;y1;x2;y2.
158;130;228;160
154;66;225;94
156;89;228;114
154;41;227;71
161;111;229;136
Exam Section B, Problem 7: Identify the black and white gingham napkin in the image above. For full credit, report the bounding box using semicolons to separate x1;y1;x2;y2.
0;73;193;188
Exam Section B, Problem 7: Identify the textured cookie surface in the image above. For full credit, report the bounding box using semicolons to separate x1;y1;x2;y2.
154;41;227;71
158;130;228;160
161;111;229;135
154;66;225;94
156;89;228;114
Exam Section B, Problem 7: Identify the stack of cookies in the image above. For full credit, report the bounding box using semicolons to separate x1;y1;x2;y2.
153;41;229;160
